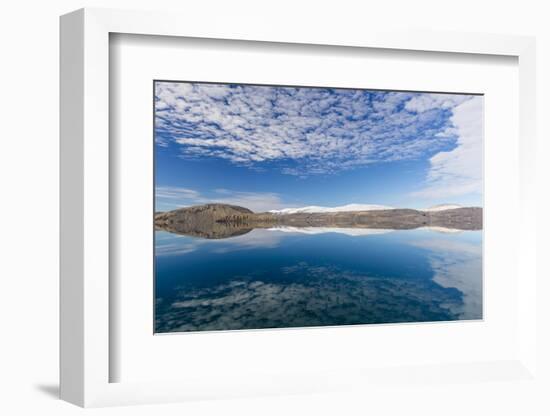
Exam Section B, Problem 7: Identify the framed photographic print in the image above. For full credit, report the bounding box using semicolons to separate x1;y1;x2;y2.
153;80;484;333
60;8;538;408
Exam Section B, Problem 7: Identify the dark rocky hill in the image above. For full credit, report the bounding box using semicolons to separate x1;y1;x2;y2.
155;204;255;239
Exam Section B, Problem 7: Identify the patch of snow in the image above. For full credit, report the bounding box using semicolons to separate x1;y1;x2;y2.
269;203;393;214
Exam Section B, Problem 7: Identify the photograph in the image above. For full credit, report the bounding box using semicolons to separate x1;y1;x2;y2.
153;81;483;333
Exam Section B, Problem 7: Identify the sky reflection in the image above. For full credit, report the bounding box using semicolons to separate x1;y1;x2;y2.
155;228;482;332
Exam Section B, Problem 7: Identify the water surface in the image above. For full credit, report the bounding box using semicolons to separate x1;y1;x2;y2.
155;228;482;333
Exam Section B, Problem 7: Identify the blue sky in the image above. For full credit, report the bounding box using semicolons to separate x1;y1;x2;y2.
155;81;483;212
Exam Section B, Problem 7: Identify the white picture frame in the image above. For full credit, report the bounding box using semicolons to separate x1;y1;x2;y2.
60;7;537;407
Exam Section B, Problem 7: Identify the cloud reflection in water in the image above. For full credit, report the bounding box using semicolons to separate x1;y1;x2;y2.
409;238;482;319
155;228;482;333
156;262;464;332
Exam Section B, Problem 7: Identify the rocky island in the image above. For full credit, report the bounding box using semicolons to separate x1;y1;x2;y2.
154;203;483;239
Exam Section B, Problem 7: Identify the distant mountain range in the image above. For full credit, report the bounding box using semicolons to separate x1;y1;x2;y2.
155;203;482;239
269;203;464;214
269;204;393;214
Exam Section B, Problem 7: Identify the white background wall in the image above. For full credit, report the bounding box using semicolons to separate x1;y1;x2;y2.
0;1;548;415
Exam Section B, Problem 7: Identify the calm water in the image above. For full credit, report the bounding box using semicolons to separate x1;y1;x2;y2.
154;228;482;333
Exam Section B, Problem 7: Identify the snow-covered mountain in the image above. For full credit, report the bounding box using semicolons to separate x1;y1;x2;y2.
269;203;393;214
269;203;466;214
420;204;463;212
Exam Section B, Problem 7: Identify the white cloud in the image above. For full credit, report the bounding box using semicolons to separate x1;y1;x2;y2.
404;93;470;113
155;186;201;200
155;186;292;212
155;82;466;176
214;191;289;213
411;96;483;199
